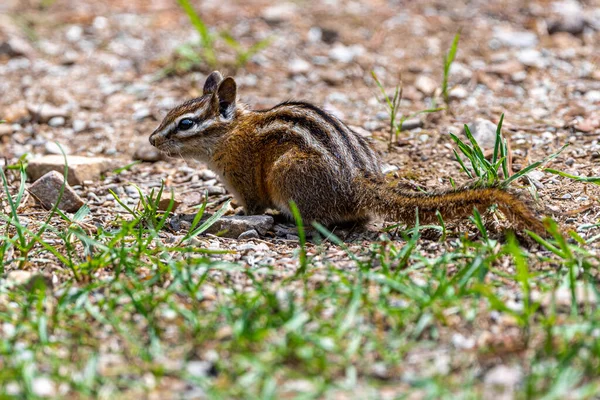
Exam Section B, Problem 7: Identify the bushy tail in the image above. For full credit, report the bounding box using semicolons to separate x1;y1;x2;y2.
355;175;546;234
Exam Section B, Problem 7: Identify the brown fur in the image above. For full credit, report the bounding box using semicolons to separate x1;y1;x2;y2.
149;71;546;234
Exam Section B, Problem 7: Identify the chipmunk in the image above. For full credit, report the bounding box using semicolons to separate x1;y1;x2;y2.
149;71;545;233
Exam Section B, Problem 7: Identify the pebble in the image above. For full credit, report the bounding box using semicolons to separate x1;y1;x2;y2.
565;157;575;166
449;86;468;99
0;124;13;136
44;142;71;155
288;58;311;75
48;116;66;127
329;44;364;63
238;229;259;240
516;49;546;68
185;360;213;378
492;28;538;48
206;186;226;195
133;107;152;121
547;1;586;35
204;215;274;238
262;3;297;23
584;90;600;103
561;193;572;199
27;155;117;185
464;118;497;150
32;377;56;397
414;75;437;95
28;170;85;213
72;119;87;133
27;103;69;123
6;270;34;285
484;364;522;389
200;170;217;180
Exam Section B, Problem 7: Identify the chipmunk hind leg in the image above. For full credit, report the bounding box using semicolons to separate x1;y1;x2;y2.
268;153;367;225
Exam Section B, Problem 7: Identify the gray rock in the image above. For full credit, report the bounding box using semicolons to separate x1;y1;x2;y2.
484;364;522;393
0;36;35;58
206;186;226;195
44;142;71;155
414;75;437;95
516;49;546;68
28;170;84;213
48;116;66;127
400;118;423;131
492;28;538;48
262;3;297;23
238;229;259;240
464;119;498;150
288;58;311;75
449;86;468;99
547;1;586;35
27;103;69;123
27;155;117;185
329;44;364;63
132;108;152;121
206;215;274;238
72;119;87;133
584;90;600;103
0;124;13;137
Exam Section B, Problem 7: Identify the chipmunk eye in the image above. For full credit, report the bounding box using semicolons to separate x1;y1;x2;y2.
178;118;194;131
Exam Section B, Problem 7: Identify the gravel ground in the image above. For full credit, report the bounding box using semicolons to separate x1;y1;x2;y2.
1;0;600;398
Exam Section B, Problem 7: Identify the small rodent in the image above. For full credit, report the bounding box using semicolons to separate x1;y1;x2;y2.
150;71;545;233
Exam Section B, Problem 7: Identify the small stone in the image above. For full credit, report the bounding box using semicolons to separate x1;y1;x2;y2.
28;170;84;213
492;28;538;48
516;49;546;68
464;119;497;150
561;193;572;199
527;170;545;181
565;157;575;166
134;141;164;162
32;376;55;397
484;365;522;391
415;75;437;95
449;86;468;99
206;186;226;195
451;333;475;350
329;44;364;63
48;116;66;127
27;103;69;123
133;108;152;121
584;90;600;103
200;170;217;180
44;142;71;155
72;119;87;133
0;36;35;58
6;270;34;285
289;58;311;75
487;60;525;76
204;215;274;238
238;229;259;240
0;124;13;137
262;3;297;23
547;1;586;35
27;155;117;185
449;62;472;83
65;25;83;42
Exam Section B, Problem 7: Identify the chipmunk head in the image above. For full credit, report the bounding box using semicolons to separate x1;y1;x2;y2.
149;71;239;159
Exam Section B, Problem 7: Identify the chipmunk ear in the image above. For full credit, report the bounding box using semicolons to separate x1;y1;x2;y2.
216;77;237;118
203;71;223;95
